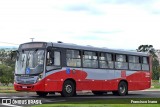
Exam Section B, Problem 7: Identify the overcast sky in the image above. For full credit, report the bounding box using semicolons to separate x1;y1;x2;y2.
0;0;160;49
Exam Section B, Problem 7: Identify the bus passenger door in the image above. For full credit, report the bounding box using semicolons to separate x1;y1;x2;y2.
45;48;62;91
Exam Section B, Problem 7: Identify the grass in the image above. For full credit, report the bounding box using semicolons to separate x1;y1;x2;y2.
0;85;14;90
0;85;17;93
32;98;160;107
151;80;160;89
0;90;17;93
33;104;160;107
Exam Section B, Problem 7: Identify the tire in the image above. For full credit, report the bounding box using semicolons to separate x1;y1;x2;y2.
36;91;48;97
117;81;128;96
61;80;76;97
92;91;106;95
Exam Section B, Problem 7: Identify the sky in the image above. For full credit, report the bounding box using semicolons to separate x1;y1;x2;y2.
0;0;160;49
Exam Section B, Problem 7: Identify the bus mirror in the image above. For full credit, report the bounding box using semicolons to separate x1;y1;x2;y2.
47;47;54;58
50;50;54;59
11;50;19;60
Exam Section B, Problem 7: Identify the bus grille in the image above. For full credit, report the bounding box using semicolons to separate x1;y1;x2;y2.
16;76;36;84
17;80;35;84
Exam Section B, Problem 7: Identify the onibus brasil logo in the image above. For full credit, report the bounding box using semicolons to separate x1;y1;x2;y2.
2;99;42;106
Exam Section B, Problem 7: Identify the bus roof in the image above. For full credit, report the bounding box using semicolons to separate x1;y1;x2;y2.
19;42;149;56
48;42;149;56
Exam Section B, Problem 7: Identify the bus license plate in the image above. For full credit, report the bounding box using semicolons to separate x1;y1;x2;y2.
22;86;27;88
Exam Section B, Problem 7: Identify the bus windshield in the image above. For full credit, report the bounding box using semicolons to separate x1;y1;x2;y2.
15;49;45;75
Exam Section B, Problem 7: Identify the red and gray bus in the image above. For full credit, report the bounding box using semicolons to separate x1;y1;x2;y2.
14;42;151;97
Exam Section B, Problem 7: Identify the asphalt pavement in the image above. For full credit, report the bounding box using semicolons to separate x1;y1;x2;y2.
0;90;160;107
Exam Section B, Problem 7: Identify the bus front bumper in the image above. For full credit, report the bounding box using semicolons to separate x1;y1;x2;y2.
14;80;45;92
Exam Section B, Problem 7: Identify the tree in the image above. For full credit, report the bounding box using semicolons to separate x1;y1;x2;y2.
0;64;14;86
0;50;16;67
0;49;15;86
137;45;160;80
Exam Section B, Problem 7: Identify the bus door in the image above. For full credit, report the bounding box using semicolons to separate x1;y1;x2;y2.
45;47;62;91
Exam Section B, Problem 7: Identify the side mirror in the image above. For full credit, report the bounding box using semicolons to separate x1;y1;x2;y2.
11;50;19;60
50;50;54;59
47;47;54;59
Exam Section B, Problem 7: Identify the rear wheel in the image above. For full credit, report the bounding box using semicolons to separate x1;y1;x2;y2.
61;80;76;97
112;81;128;96
118;81;128;96
36;92;48;97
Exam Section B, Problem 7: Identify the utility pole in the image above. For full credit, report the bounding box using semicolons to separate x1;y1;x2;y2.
30;38;34;42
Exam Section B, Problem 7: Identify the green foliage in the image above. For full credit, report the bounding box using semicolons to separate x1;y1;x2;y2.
0;49;15;86
0;49;16;67
137;45;157;58
0;64;14;86
137;45;160;80
151;80;160;89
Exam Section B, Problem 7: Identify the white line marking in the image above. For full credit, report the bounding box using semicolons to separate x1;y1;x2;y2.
1;104;22;107
0;96;36;99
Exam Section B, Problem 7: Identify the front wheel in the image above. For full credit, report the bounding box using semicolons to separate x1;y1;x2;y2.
36;92;48;97
61;80;76;97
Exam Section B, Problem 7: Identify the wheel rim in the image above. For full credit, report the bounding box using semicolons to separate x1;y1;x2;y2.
65;84;72;93
120;84;125;94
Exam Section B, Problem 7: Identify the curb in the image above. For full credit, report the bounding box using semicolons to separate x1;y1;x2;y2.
139;89;160;91
78;89;160;93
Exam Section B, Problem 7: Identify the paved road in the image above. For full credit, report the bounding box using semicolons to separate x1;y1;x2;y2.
0;90;160;106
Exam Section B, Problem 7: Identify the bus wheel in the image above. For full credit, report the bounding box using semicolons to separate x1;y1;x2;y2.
61;80;76;97
117;81;128;96
92;91;106;95
36;92;48;97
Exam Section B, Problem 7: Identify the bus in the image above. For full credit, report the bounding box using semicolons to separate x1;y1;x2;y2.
14;42;152;97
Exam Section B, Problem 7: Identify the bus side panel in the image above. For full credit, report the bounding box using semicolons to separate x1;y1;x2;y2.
44;69;151;92
127;71;151;90
44;69;87;91
44;80;63;91
79;80;103;90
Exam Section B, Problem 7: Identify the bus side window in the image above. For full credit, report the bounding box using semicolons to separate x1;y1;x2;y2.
115;54;128;69
46;51;61;71
129;55;141;70
66;50;81;67
47;51;60;66
142;57;149;71
54;51;61;66
83;51;98;68
99;53;114;69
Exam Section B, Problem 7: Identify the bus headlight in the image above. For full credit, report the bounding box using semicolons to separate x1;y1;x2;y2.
37;73;43;82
